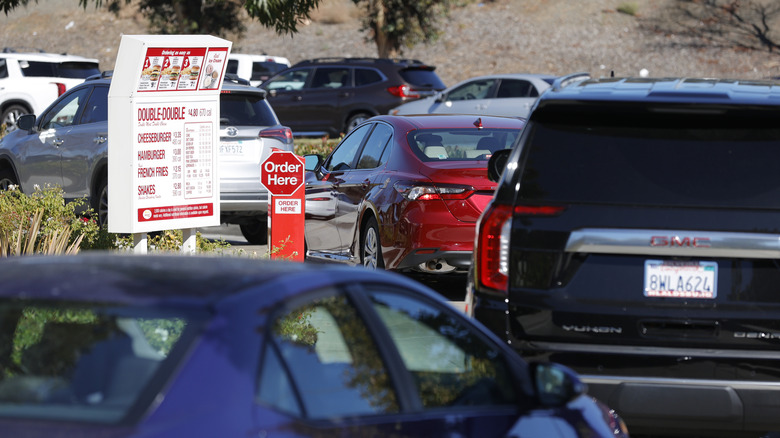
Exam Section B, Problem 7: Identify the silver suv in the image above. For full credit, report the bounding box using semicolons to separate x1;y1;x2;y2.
0;74;292;244
0;49;100;132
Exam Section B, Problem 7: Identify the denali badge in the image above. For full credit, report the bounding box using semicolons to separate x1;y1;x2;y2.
650;236;711;248
562;325;622;334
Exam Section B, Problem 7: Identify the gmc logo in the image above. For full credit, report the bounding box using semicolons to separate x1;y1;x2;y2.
650;236;711;247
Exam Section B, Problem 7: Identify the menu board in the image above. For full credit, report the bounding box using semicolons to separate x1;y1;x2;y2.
108;34;230;234
133;101;217;223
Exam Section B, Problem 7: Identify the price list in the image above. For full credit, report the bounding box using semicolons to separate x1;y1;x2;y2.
183;122;213;199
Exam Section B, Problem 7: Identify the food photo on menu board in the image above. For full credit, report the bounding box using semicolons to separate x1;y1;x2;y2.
201;63;220;89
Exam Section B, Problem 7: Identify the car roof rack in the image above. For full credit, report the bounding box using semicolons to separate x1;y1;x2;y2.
295;57;427;66
551;72;591;91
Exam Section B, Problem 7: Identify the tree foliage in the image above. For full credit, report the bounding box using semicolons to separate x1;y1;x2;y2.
0;0;454;57
353;0;452;57
650;0;780;52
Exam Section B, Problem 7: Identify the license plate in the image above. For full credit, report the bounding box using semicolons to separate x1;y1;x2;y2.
644;260;717;299
219;142;243;155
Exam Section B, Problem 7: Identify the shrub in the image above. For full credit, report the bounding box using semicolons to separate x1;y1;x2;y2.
0;185;102;256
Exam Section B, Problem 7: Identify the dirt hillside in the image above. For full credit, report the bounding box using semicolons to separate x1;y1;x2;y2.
0;0;777;86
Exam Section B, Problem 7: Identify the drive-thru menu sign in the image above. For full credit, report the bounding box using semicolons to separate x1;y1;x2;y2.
108;35;231;234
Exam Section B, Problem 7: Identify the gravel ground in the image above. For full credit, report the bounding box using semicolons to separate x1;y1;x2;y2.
0;0;776;86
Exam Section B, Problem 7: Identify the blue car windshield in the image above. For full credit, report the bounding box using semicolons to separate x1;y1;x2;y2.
0;301;205;424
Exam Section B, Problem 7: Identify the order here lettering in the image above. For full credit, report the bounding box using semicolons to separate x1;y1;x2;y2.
264;161;301;185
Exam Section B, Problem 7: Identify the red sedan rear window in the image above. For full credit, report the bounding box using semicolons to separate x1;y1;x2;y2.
408;128;522;161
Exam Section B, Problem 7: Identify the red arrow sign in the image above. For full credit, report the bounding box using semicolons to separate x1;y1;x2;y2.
261;151;304;196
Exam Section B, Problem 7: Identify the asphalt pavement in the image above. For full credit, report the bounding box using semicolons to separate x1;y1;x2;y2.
197;224;468;312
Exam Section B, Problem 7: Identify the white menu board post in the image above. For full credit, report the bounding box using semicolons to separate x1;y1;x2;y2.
108;35;231;253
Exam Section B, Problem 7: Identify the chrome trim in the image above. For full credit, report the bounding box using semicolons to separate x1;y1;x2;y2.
566;228;780;258
529;341;780;360
582;374;780;390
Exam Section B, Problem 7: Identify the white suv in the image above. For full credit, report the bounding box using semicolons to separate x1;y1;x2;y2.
227;53;290;87
0;49;100;132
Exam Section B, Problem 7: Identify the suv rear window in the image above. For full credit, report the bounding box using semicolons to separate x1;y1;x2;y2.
20;61;99;79
398;68;446;89
219;92;278;126
520;115;780;209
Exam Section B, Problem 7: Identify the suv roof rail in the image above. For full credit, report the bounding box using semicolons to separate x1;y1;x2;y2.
2;47;46;53
295;57;427;66
551;72;591;91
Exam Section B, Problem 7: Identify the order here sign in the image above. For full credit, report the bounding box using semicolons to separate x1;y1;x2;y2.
261;151;305;261
107;34;231;234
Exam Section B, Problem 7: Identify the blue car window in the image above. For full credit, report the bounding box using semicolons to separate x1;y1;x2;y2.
262;292;399;419
367;290;519;409
0;303;200;424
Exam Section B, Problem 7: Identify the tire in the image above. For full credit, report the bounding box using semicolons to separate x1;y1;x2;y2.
92;177;108;228
344;112;370;134
360;216;384;269
240;220;268;245
1;104;30;133
0;168;18;190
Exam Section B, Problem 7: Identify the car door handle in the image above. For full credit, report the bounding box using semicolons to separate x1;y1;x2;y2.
339;92;350;98
94;136;107;144
293;95;302;101
51;138;64;147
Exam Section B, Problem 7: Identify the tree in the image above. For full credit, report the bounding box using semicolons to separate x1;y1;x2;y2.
352;0;453;57
649;0;780;52
0;0;453;57
0;0;324;37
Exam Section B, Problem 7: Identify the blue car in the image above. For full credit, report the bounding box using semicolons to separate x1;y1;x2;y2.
0;254;627;437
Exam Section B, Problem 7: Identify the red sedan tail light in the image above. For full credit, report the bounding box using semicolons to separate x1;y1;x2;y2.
393;182;473;201
259;127;293;145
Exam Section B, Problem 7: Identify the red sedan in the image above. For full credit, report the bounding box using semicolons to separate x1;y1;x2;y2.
304;114;525;273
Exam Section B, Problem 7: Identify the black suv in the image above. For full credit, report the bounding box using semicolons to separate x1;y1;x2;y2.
259;57;446;137
469;75;780;437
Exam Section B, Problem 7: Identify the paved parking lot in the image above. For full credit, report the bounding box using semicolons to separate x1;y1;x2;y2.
197;224;468;312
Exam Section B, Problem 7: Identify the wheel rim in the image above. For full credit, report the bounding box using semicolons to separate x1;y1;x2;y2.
362;226;379;269
98;184;108;227
348;115;368;132
0;177;15;190
3;108;24;133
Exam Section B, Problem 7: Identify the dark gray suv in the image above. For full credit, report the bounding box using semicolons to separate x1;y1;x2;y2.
260;58;446;137
469;75;780;437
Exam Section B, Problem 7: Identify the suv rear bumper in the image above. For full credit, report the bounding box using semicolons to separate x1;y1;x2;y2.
472;291;780;436
219;192;268;214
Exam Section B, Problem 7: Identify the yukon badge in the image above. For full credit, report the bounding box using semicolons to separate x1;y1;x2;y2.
562;325;623;334
650;236;711;248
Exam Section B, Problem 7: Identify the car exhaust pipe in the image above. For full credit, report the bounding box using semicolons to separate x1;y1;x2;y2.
426;260;444;271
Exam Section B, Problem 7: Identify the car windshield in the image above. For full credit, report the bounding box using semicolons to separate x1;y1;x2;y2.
408;128;522;161
220;92;278;126
0;301;205;424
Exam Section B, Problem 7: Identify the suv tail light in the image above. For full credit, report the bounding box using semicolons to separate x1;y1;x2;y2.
54;82;66;96
259;126;293;145
476;203;513;293
394;182;473;201
387;85;421;99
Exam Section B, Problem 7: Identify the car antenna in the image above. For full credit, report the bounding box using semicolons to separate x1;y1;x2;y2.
474;117;483;129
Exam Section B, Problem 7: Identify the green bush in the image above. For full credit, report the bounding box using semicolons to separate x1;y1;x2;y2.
0;185;103;255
